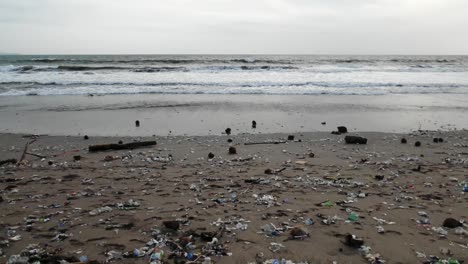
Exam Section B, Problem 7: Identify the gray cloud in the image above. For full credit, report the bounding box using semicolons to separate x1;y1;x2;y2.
0;0;467;54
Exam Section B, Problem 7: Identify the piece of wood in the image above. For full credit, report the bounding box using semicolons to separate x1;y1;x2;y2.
0;159;17;166
17;139;37;165
244;141;286;146
88;141;156;152
25;152;47;159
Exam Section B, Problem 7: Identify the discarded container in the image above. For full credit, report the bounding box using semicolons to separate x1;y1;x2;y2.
348;212;358;222
185;252;194;260
150;249;164;261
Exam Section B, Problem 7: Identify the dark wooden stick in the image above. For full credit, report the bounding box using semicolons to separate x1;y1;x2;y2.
17;139;37;165
244;141;286;146
88;141;157;152
25;152;47;159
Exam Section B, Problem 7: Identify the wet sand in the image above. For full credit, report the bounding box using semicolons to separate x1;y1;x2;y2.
0;130;467;263
0;94;468;136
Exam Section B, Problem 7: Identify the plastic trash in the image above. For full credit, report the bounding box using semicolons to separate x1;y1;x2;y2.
150;249;164;261
269;242;285;253
79;255;88;263
432;226;448;236
7;255;29;264
261;224;280;236
89;206;112;216
348;212;358;222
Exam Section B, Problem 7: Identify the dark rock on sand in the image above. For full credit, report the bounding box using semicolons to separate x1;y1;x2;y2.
252;120;257;129
375;174;385;181
84;135;89;140
345;136;367;144
228;147;237;155
200;231;217;242
443;218;462;228
208;152;215;159
331;131;341;135
415;141;421;147
288;135;295;141
227;139;233;143
135;120;140;127
401;138;407;144
337;126;348;133
163;220;180;231
225;128;231;135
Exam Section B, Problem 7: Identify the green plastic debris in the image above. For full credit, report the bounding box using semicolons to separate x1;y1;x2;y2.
348;212;358;222
321;201;334;207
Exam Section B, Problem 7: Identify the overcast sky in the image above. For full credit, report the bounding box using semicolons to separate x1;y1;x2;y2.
1;0;467;54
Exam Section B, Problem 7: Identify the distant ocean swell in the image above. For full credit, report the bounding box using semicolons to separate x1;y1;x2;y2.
19;57;464;64
1;55;468;96
2;65;299;73
1;80;467;96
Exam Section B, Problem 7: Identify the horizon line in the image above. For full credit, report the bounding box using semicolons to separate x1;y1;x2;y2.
1;53;468;56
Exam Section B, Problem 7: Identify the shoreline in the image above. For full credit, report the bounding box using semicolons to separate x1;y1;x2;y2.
1;93;468;136
1;130;467;263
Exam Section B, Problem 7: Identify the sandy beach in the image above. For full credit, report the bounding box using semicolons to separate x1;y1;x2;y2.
1;130;467;263
1;0;468;262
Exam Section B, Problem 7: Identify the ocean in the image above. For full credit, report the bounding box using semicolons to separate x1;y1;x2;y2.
1;55;468;96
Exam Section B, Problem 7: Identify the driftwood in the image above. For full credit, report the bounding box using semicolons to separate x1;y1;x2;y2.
88;141;157;152
0;159;17;166
17;139;37;165
244;141;286;146
25;152;47;159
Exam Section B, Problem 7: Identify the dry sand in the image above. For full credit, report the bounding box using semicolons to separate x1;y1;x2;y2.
0;130;467;263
